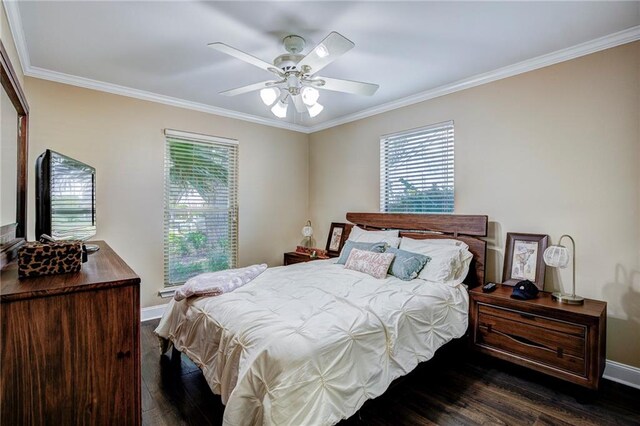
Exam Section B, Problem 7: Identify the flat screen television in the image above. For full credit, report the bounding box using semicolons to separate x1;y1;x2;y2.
35;150;96;241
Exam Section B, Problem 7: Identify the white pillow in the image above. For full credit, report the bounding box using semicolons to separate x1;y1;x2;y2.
400;238;472;286
348;225;401;248
400;236;469;250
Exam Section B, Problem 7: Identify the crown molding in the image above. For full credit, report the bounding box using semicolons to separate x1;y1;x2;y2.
5;0;638;135
3;0;31;74
3;2;309;134
307;25;640;133
25;66;310;133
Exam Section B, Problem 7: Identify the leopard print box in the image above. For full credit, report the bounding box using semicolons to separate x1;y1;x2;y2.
18;241;83;278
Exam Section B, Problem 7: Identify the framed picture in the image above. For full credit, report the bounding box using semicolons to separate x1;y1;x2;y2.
325;222;347;256
503;233;549;290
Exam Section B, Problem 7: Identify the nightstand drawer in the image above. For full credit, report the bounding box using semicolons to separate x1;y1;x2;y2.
284;252;311;265
477;305;586;376
477;324;586;375
478;305;585;337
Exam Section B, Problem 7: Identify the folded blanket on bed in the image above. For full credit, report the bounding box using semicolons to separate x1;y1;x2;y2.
174;264;268;301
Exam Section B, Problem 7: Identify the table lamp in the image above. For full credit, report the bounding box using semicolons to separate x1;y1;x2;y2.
543;234;584;305
300;220;315;248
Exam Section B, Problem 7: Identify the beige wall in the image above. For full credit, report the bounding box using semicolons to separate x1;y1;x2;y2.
4;1;639;367
24;77;308;308
309;42;640;367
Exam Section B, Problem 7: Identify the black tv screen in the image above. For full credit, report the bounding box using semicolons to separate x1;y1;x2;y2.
35;150;96;241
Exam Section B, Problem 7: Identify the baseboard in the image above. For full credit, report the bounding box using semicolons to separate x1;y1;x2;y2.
603;360;640;390
138;302;640;390
141;303;168;322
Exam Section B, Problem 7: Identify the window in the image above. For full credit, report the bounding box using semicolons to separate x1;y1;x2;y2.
380;121;454;214
164;129;238;287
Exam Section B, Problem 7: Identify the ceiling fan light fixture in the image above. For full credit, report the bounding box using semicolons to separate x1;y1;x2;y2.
210;31;377;120
271;100;288;118
260;87;280;106
307;102;323;118
301;87;320;106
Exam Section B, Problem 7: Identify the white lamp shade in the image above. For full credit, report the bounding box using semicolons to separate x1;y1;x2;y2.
301;87;320;106
271;100;288;118
302;223;313;237
307;102;324;118
543;245;570;268
260;88;279;106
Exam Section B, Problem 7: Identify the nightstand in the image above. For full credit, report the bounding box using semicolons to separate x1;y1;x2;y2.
469;284;606;389
283;252;333;266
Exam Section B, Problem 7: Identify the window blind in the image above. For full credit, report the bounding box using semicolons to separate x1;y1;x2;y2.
163;130;238;287
380;121;454;214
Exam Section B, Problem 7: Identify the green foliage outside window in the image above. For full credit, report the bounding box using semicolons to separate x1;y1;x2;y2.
165;138;236;286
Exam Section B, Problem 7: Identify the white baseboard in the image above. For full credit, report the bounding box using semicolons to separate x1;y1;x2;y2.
603;360;640;390
141;303;168;322
138;303;640;390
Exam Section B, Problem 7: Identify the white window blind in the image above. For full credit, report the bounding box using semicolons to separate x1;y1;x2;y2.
163;129;238;287
380;121;454;214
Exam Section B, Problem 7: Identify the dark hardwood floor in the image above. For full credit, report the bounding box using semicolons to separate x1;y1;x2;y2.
141;319;640;425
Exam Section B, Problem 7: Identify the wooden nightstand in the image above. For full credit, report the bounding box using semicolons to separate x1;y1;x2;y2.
283;252;334;266
469;284;606;389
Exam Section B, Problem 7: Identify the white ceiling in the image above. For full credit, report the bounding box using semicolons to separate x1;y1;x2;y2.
7;1;640;132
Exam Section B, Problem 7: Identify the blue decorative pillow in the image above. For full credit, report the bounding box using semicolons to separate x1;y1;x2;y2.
385;247;431;281
336;241;387;264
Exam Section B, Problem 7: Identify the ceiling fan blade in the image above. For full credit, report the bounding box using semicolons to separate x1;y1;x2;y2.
291;94;306;113
297;32;354;75
314;76;379;96
219;81;272;96
208;42;277;73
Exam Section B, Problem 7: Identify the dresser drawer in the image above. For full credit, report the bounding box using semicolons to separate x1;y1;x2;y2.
477;325;585;375
476;304;586;376
479;304;585;337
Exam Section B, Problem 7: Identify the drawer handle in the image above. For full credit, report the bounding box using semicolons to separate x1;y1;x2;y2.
117;350;131;359
486;327;567;359
489;328;549;351
520;313;536;320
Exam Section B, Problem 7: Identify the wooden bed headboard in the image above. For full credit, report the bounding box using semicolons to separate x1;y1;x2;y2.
345;212;488;288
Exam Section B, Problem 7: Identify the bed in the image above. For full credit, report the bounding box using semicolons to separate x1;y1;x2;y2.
155;213;488;425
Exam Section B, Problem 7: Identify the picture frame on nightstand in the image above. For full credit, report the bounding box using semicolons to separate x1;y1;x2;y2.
325;222;347;257
502;232;548;290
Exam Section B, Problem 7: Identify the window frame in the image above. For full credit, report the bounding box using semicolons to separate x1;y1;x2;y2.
380;120;455;214
162;129;239;289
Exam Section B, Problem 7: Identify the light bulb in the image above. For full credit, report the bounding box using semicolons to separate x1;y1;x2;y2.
271;100;288;118
307;102;323;118
301;87;320;106
260;88;279;106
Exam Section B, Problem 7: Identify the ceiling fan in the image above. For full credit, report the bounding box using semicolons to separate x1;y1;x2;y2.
208;32;379;119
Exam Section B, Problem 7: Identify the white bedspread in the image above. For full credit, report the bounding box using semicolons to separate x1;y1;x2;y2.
155;259;469;426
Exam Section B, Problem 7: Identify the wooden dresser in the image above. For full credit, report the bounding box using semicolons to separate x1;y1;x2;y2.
0;241;141;424
469;284;606;389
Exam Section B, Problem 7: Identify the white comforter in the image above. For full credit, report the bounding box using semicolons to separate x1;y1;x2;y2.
155;259;469;426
